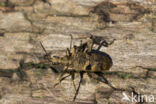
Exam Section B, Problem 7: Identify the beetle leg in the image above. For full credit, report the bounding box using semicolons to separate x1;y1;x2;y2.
73;72;84;101
97;39;116;50
54;74;70;87
87;72;116;90
96;40;108;51
71;71;76;92
96;73;116;90
87;72;95;81
87;39;94;52
66;48;71;56
54;67;68;87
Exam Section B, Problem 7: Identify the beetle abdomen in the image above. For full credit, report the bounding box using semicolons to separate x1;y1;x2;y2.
71;50;112;72
88;50;113;72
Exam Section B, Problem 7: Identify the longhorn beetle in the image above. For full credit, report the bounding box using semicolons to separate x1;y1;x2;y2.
40;35;116;101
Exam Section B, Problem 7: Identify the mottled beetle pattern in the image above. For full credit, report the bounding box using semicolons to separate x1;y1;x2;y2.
40;35;115;101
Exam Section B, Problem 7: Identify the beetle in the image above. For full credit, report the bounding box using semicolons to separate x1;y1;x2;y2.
40;35;116;101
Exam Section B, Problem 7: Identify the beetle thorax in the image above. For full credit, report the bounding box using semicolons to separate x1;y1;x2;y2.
51;56;71;65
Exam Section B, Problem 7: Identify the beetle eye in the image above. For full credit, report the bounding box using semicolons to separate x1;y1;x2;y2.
53;56;59;58
52;62;59;65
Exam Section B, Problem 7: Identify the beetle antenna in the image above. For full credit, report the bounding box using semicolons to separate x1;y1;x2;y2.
40;41;48;54
70;34;73;51
40;41;51;62
73;72;84;101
